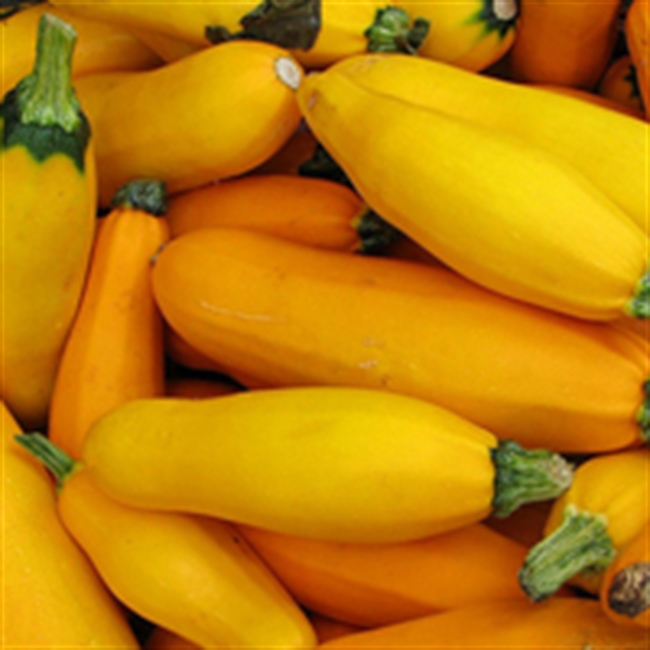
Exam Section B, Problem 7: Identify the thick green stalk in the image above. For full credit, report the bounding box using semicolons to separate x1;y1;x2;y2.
3;13;90;169
518;504;616;602
365;7;430;55
490;439;573;518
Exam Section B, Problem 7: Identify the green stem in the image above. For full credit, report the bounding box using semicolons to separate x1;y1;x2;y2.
15;13;80;132
518;504;616;602
490;439;573;518
626;270;650;319
608;561;650;618
14;433;79;491
353;208;402;255
365;7;430;55
110;179;168;216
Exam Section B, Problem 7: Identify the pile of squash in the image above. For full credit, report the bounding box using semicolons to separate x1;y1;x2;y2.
2;0;649;646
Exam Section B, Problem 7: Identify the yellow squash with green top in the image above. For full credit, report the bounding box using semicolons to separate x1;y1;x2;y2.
1;13;96;428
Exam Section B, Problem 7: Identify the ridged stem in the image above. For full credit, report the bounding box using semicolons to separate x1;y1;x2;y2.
16;13;79;132
365;7;430;55
490;440;574;518
14;433;79;491
110;179;169;216
518;504;616;602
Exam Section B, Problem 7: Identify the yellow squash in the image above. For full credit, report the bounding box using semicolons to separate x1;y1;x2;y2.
395;0;519;71
1;402;139;647
16;433;317;649
74;39;303;206
2;13;96;428
81;387;572;544
296;68;649;321
326;52;649;231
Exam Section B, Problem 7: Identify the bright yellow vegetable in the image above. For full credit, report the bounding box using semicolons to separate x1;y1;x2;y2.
395;0;519;71
74;39;303;206
326;52;649;230
296;67;649;321
81;387;572;544
1;402;139;647
2;13;96;428
16;433;317;649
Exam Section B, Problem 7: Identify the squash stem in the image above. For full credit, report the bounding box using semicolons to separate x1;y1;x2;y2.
14;433;79;492
626;271;650;319
15;13;80;133
490;439;573;518
608;561;650;618
365;7;430;55
353;208;402;255
518;504;616;602
111;179;169;216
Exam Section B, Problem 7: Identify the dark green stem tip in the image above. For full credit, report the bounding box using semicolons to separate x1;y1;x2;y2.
365;6;430;55
13;432;77;488
110;179;168;216
626;271;650;319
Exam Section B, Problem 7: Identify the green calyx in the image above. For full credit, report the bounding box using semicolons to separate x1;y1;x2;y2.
636;380;650;444
365;7;430;55
111;179;169;216
14;433;79;492
518;504;616;602
490;439;574;518
354;209;402;255
206;0;321;50
3;13;90;170
626;271;650;319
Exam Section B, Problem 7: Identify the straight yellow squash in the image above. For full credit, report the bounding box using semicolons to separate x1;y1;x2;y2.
80;387;573;544
296;69;649;321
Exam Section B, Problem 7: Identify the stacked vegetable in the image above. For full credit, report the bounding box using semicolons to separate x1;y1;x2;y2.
2;0;649;646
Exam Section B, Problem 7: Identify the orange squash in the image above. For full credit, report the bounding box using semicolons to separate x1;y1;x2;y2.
238;522;528;627
318;598;650;648
507;0;621;89
48;179;169;459
165;174;371;252
151;228;649;454
626;0;650;116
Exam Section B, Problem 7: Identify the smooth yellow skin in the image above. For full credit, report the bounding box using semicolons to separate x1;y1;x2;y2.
297;71;647;321
74;39;303;206
543;448;650;595
1;402;139;647
327;53;649;233
2;146;96;428
83;387;497;544
59;469;316;648
396;0;518;71
49;0;256;45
